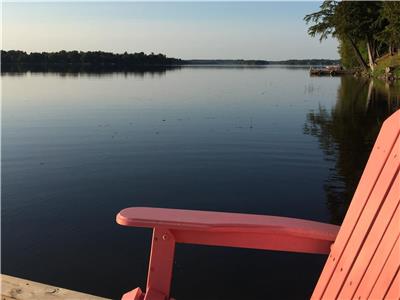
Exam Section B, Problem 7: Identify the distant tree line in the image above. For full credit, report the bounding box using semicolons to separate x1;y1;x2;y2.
1;50;183;67
1;50;341;71
305;1;400;70
183;59;340;66
185;59;269;65
269;59;340;66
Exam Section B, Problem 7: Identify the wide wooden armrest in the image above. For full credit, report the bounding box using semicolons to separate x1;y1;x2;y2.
117;207;339;254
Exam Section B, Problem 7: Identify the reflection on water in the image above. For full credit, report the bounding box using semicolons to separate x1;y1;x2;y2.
2;67;399;299
1;64;182;77
304;76;400;224
1;64;310;77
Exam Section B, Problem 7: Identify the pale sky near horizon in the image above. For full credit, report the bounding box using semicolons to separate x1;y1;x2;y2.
2;2;339;60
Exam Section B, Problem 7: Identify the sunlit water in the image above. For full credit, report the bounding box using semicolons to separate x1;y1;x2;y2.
2;67;399;299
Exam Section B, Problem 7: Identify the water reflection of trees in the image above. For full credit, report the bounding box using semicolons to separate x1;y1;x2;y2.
1;64;182;78
304;76;400;224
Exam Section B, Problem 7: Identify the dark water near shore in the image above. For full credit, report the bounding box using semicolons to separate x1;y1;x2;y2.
2;67;399;299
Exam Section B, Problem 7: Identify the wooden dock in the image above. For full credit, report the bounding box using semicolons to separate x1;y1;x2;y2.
1;274;110;300
309;67;350;76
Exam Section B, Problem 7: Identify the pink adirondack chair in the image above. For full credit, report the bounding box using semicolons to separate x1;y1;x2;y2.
116;109;400;300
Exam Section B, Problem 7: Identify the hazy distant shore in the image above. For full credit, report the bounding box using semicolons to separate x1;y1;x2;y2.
185;59;340;66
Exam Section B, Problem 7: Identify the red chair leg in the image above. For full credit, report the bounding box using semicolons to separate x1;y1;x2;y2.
145;228;175;300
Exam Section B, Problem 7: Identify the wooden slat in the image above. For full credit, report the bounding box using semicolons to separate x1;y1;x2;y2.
117;207;339;255
384;269;400;300
117;207;339;241
353;217;400;299
312;110;400;299
172;228;336;254
368;237;400;300
322;137;400;299
338;174;400;299
1;274;110;300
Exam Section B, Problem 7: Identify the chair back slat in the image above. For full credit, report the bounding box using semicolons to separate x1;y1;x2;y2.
383;269;400;300
312;109;400;299
347;203;399;299
367;235;400;300
338;175;400;299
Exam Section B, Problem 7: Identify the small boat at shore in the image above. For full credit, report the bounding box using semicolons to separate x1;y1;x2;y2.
310;65;350;76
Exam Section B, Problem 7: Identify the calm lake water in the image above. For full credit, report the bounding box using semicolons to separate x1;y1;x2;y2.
2;66;399;299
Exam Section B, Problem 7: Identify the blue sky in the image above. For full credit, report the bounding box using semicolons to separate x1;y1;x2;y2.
2;2;339;60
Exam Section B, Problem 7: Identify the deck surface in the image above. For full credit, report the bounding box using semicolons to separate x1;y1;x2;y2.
1;274;110;300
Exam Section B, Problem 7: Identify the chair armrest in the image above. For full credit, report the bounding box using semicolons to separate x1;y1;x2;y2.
117;207;339;254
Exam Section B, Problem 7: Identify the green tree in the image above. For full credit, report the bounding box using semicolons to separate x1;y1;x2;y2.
336;1;382;71
338;38;362;69
305;1;368;71
377;2;400;55
305;1;384;71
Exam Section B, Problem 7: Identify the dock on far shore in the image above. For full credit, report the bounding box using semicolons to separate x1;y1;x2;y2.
309;65;351;76
1;274;111;300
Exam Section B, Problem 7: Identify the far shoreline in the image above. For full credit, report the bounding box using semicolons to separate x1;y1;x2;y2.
1;50;340;72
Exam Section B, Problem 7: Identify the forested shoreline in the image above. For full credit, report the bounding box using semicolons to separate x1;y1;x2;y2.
305;1;400;79
1;50;184;67
1;50;340;72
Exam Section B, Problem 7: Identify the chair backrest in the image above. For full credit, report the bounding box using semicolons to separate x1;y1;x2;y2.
312;109;400;299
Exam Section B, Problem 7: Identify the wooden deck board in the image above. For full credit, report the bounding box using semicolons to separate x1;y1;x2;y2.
1;274;110;300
